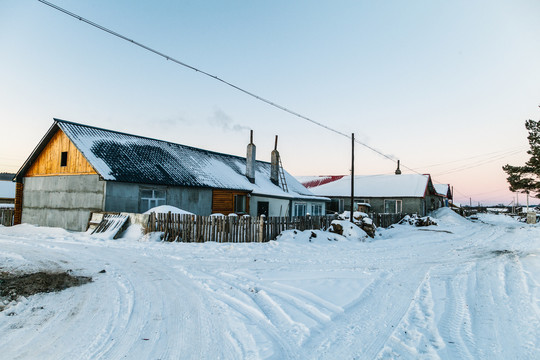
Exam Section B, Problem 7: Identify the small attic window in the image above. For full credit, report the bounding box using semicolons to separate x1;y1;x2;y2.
60;152;68;167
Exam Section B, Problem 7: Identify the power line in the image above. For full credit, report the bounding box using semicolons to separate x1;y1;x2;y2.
412;146;527;170
37;0;419;173
433;149;525;176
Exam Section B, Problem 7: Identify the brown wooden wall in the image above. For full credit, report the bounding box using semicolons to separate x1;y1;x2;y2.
25;130;97;177
14;182;23;225
212;189;250;215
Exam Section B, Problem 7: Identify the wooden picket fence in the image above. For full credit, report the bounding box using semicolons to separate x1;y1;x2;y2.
146;213;338;243
0;208;15;227
370;213;407;228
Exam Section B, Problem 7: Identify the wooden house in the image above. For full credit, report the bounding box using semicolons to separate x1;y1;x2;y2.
14;119;327;231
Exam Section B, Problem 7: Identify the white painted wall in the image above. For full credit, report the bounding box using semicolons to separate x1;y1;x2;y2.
250;196;290;217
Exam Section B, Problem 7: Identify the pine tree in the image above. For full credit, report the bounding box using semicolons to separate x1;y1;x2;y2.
503;119;540;197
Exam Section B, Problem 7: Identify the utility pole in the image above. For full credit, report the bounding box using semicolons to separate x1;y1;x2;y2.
350;133;354;221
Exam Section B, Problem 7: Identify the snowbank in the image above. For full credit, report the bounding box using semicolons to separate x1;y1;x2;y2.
277;220;368;243
1;207;540;359
431;207;470;226
143;205;194;215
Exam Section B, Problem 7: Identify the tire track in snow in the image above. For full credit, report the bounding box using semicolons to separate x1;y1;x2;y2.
492;252;540;358
177;267;303;359
0;238;239;360
375;273;445;360
90;249;240;360
301;268;429;359
436;261;476;360
0;238;135;360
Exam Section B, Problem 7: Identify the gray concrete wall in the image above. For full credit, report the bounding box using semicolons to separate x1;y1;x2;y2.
104;182;213;215
167;186;212;215
22;175;105;231
104;182;139;213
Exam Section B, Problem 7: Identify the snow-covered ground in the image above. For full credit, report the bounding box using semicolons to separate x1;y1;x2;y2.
0;209;539;359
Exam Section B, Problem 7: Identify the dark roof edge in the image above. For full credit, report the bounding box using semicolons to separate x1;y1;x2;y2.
54;118;273;166
14;121;61;182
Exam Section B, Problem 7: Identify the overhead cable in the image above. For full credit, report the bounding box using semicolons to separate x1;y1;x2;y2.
37;0;418;173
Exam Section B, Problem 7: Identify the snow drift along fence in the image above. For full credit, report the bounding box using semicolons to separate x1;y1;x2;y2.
147;213;338;243
0;208;14;227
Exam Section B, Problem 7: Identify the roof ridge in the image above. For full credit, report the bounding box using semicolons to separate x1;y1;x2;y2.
55;118;272;165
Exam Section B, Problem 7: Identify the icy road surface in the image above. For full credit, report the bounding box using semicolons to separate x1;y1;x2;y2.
0;209;539;359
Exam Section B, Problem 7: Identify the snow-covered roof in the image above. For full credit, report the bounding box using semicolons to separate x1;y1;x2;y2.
0;180;15;199
296;175;345;189
303;174;436;198
18;119;325;201
433;184;450;198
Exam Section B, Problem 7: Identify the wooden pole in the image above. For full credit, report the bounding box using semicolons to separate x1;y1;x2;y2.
350;133;354;221
258;215;265;242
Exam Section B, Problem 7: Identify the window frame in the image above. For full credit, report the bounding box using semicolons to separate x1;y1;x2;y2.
234;194;247;214
140;189;166;213
294;203;307;217
384;199;402;214
311;203;323;216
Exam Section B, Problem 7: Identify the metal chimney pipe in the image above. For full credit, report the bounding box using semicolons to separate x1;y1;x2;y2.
271;135;280;185
246;130;256;183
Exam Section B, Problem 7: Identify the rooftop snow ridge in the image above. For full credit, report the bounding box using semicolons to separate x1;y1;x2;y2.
51;119;324;200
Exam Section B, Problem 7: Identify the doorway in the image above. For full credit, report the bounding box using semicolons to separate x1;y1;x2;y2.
257;201;269;217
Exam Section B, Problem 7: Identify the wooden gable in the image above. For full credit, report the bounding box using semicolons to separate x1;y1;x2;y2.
25;129;97;177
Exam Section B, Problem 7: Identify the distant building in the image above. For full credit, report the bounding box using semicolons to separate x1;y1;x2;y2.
433;183;453;207
0;173;16;207
299;174;444;216
14;119;327;231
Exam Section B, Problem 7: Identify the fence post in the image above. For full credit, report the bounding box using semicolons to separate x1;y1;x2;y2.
258;215;265;242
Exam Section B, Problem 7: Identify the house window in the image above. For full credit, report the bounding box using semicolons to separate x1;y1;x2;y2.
328;199;343;214
234;194;247;213
60;152;68;167
140;189;166;213
384;199;402;214
294;203;307;217
311;204;323;216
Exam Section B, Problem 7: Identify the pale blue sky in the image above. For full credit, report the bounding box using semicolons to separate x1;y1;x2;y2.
2;0;540;205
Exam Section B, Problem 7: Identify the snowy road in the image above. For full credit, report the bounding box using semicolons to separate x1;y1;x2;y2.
1;209;539;359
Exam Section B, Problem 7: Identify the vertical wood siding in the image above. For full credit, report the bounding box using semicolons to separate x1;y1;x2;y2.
25;130;97;177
